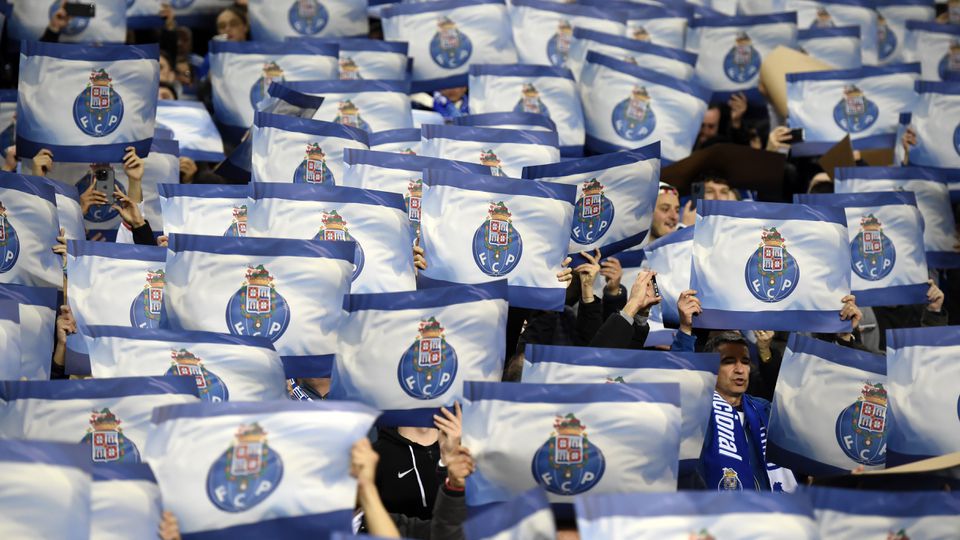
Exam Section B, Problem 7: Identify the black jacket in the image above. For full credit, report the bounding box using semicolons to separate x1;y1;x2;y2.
372;428;443;521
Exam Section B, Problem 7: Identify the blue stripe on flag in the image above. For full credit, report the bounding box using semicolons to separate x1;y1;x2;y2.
250;182;406;211
158;183;249;199
422;124;559;147
0;376;198;401
522;142;660;179
92;463;157;483
786;333;885;376
695;308;851;333
0;440;90;469
281;354;335;378
84;325;276;350
167;234;357;262
463;381;680;405
700;199;847;225
66;241;166;261
151;399;378;423
346;280;508;312
422;169;577;202
0;172;57;204
469;64;574;80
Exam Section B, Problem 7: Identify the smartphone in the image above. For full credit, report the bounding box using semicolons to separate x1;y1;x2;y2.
92;165;114;196
788;128;805;143
650;275;661;298
689;181;705;210
64;2;96;17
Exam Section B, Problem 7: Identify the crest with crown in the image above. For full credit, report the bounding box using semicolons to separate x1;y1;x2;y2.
522;83;540;98
438;15;457;31
817;7;831;19
418;317;444;340
844;84;864;99
859;382;888;407
89;408;121;433
887;530;910;540
339;57;359;74
262;62;283;78
950;38;960;54
631;85;651;103
632;26;650;41
401;148;416;155
605;376;626;384
145;269;165;287
89;69;112;88
233;205;247;221
860;214;882;232
581;178;605;198
245;265;274;287
760;227;785;248
557;19;573;35
487;201;512;222
480;149;501;166
234;423;267;445
408;178;423;198
735;31;752;46
321;210;347;232
338;100;359;115
171;348;202;367
688;530;716;540
305;143;326;161
0;200;6;215
554;413;587;438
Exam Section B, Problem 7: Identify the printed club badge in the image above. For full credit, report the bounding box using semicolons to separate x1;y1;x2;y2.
73;69;124;138
339;57;362;80
690;530;717;540
206;423;283;512
288;0;329;35
850;214;895;281
472;201;523;277
479;149;505;177
632;26;651;41
50;0;90;35
0;200;20;274
546;20;574;68
744;227;800;302
397;317;458;400
76;167;126;223
531;413;605;495
404;178;423;236
224;205;248;237
226;265;291;342
314;210;364;281
514;83;550;117
611;86;657;142
129;269;165;329
877;15;898;62
79;408;141;463
430;16;473;69
334;100;371;132
293;143;335;185
250;62;285;109
835;382;888;466
165;348;229;402
718;467;743;491
571;178;614;245
833;84;879;134
813;7;834;28
937;39;960;81
723;31;761;84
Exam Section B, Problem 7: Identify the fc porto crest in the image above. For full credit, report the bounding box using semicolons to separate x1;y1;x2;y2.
224;205;248;237
479;149;505;177
397;317;458;400
531;413;605;495
0;200;20;274
472;201;522;277
334;100;370;132
288;0;329;35
612;85;657;141
851;214;895;281
514;83;551;116
718;467;743;491
129;269;165;329
745;227;800;302
166;348;229;402
689;530;716;540
937;39;960;81
571;178;614;245
404;178;423;235
877;15;898;62
250;62;285;109
49;0;90;35
887;530;910;540
833;84;879;134
314;210;364;281
206;423;283;512
79;408;140;463
77;168;125;223
339;57;362;80
835;382;888;465
632;26;651;42
813;7;834;28
293;143;335;184
723;31;761;84
430;16;473;69
226;265;291;342
546;19;574;67
73;69;124;138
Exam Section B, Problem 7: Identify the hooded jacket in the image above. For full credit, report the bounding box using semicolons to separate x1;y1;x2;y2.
373;427;443;521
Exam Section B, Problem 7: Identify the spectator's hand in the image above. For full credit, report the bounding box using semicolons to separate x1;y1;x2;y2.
624;270;660;318
681;199;697;227
901;126;917;164
122;147;144;184
2;146;16;172
766;126;792;153
179;157;197;183
48;2;71;33
89;232;106;242
79;181;108;215
56;305;77;345
413;242;427;271
350;438;379;488
434;402;462;466
927;279;945;313
840;294;861;331
557;256;573;284
600;256;622;296
677;289;701;335
446;446;475;490
157;235;169;247
52;228;66;258
575;249;601;303
755;330;774;361
31;149;54;177
728;92;747;129
160;3;176;31
158;511;181;540
111;189;145;229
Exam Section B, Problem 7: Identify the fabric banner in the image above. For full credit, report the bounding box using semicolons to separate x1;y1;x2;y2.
885;326;960;466
169;0;232;21
369;128;422;155
9;0;126;43
246;182;417;294
786;64;920;155
158;184;251;237
575;491;817;540
336;39;410;81
85;325;287;401
0;299;21;381
738;0;788;15
641;225;694;327
17;41;159;162
876;2;935;66
248;0;368;41
138;138;180;238
767;334;888;475
41;161;129;237
329;281;508;426
811;487;960;539
468;64;583;155
509;0;626;70
903;81;960;169
282;80;414;133
452;112;558;134
614;3;691;50
126;0;163;29
34;176;85;241
0;173;63;288
156;100;225;162
418;169;576;310
143;400;377;538
0;89;16;151
163;234;354;376
462;381;681;506
567;28;698;82
463;488;556;540
0;440;91;540
797;26;862;70
904;21;960;82
523;344;717;473
579;51;710;160
92;464;163;540
690;200;852;332
785;0;879;65
251;111;369;184
381;0;518;92
421;124;560;178
834;166;960;268
0;283;57;380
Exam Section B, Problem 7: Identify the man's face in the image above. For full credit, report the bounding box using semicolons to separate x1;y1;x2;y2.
699;108;720;145
705;180;735;201
716;342;751;400
651;190;679;240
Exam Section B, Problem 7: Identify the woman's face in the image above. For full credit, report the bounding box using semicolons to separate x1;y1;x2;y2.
216;10;248;42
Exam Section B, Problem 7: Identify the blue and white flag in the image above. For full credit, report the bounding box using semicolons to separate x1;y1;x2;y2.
575;491;818;540
0;299;21;381
247;183;417;294
615;3;691;50
419;169;576;310
811;487;960;539
902;81;960;169
690;200;852;332
209;41;338;136
156;100;225;162
904;21;960;82
158;184;251;237
579;51;710;160
164;234;354;375
169;0;232;21
786;0;879;65
17;41;159;162
282;80;414;133
567;28;697;82
468;64;583;155
737;0;788;15
641;225;694;327
0;173;63;288
453;112;558;134
885;326;960;466
509;0;626;69
33;176;85;241
92;464;163;540
381;0;518;92
0;89;16;151
462;381;681;506
797;27;862;70
794;192;928;306
767;334;888;475
135;138;180;239
523;344;718;474
834;166;960;268
336;39;410;81
86;325;287;401
40;161;130;238
143;400;377;538
876;2;935;66
421;124;560;177
687;13;797;101
0;284;57;380
9;0;126;43
370;128;423;155
591;248;676;346
522;143;660;261
329;282;507;425
248;0;368;41
251;112;369;184
786;64;919;155
463;488;556;540
0;440;91;540
126;0;162;29
0;377;199;460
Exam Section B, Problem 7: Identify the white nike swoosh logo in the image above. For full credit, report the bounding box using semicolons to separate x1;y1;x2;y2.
397;468;415;479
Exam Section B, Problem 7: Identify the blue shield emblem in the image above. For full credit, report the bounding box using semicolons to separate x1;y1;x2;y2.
76;170;125;223
225;265;291;342
250;62;285;109
0;200;20;274
293;143;335;185
833;84;879;133
334;100;371;132
531;414;605;495
718;467;743;491
430;16;473;69
472;201;523;277
313;210;364;281
571;178;614;245
877;17;898;62
397;318;458;400
835;382;888;466
546;20;574;68
129;269;166;329
404;178;423;237
224;205;248;237
288;0;329;35
611;86;657;141
850;214;895;281
49;0;91;35
165;349;229;402
745;227;800;302
79;408;141;463
937;40;960;81
513;83;551;117
206;423;283;512
73;69;124;138
723;32;761;84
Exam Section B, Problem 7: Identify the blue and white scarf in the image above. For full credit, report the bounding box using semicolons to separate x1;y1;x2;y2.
336;39;410;81
248;0;368;41
369;128;423;155
156;100;225;162
0;299;21;380
282;80;414;133
786;0;879;65
901;81;960;169
876;1;935;66
904;21;960;82
509;0;626;70
0;173;63;288
92;464;163;540
811;487;960;539
463;488;556;540
421;124;560;177
9;0;126;43
158;183;251;237
0;284;57;380
567;28;698;82
797;26;862;70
